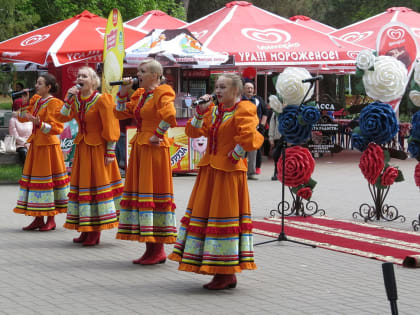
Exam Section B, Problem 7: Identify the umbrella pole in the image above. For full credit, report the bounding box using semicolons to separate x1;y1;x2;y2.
264;71;267;104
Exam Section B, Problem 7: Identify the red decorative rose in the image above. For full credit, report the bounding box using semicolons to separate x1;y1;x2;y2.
381;166;399;186
277;146;315;187
359;143;385;184
297;187;312;200
415;162;420;188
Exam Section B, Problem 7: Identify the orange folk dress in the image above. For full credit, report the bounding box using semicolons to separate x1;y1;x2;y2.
169;100;264;275
14;95;69;216
57;91;123;232
114;84;177;243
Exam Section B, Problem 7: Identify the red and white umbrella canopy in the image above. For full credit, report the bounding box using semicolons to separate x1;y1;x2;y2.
330;7;420;55
0;10;146;67
184;1;368;72
289;15;336;33
125;10;186;33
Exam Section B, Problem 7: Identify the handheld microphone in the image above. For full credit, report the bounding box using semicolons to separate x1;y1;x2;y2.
193;94;216;106
11;88;35;98
68;84;82;99
302;75;324;83
109;77;139;86
382;262;398;315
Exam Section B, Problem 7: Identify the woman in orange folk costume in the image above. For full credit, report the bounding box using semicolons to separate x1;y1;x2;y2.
58;66;123;246
115;59;177;265
169;73;264;290
13;73;69;231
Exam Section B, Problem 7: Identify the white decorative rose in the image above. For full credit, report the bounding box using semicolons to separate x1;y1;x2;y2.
413;61;420;86
356;49;375;70
409;90;420;107
363;55;408;102
275;67;314;105
269;95;284;113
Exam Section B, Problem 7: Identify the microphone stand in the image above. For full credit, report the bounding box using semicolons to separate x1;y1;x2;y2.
255;81;317;248
382;263;398;315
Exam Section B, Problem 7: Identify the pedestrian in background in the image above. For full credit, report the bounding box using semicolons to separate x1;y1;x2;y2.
243;80;267;179
268;109;283;180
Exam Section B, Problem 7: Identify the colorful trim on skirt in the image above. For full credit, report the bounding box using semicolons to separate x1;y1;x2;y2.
64;179;123;232
116;192;177;243
14;172;69;216
169;212;257;275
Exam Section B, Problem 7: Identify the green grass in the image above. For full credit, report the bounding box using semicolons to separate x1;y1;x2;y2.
0;102;12;110
0;164;22;183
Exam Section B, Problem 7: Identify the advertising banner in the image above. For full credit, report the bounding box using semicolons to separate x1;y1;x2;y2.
377;22;419;111
126;126;202;173
102;8;125;99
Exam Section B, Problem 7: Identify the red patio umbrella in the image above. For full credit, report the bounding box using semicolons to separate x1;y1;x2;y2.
183;1;368;73
0;10;146;67
330;7;420;56
289;15;336;33
125;10;186;33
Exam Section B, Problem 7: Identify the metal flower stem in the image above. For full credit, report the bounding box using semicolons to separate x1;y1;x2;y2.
255;140;316;247
412;214;420;231
269;187;325;217
353;183;405;222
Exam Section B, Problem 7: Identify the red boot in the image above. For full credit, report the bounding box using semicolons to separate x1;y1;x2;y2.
73;232;89;243
140;243;166;265
203;274;237;290
82;231;101;246
39;216;56;231
22;216;44;231
133;243;153;264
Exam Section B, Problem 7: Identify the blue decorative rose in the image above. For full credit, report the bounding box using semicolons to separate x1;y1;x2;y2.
408;140;420;158
278;105;313;145
351;133;369;152
300;105;321;125
410;110;420;139
359;102;398;144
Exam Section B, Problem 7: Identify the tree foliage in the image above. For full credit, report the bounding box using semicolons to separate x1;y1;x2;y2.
1;0;420;41
0;0;186;42
323;0;420;28
0;0;40;42
186;0;420;26
30;0;186;26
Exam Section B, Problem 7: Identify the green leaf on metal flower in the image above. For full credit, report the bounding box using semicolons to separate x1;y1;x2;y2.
272;74;278;87
306;101;316;107
297;115;306;126
410;78;419;90
372;51;378;57
306;178;317;189
352;126;361;134
368;66;375;71
291;186;300;194
383;149;390;164
375;176;387;189
355;68;364;77
408;136;420;143
395;170;404;182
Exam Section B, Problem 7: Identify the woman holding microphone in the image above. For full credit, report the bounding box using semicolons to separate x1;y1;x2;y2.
169;73;264;290
114;59;177;265
58;66;123;246
13;73;69;231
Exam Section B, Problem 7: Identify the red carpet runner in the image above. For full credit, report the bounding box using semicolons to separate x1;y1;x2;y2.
253;216;420;267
